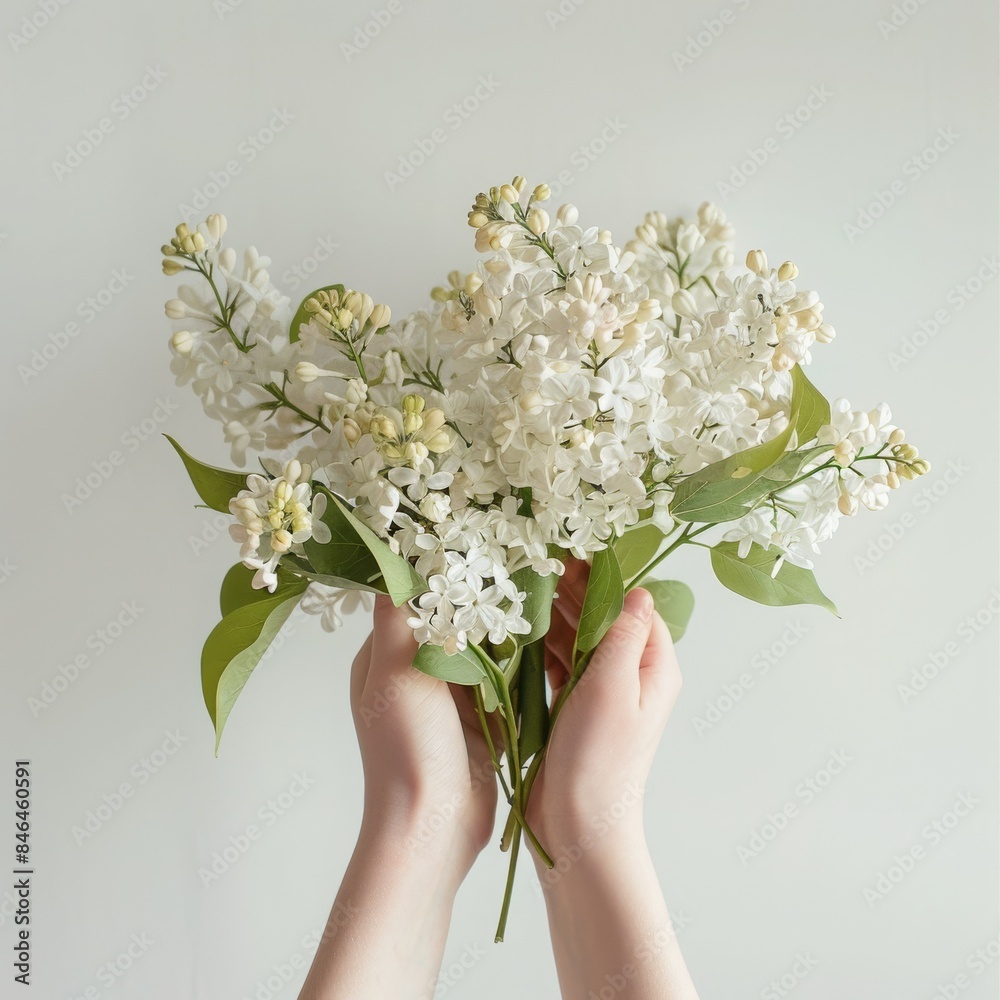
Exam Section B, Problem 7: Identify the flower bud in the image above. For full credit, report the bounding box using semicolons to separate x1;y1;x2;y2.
161;243;177;256
342;417;362;445
886;471;900;489
912;458;931;476
423;431;452;454
635;298;662;324
597;229;612;245
777;260;798;282
218;247;237;272
283;459;302;485
635;222;657;246
837;491;859;516
175;223;191;239
336;307;354;329
526;208;549;235
368;304;391;329
206;213;227;243
746;249;768;276
164;298;188;319
464;273;483;295
294;362;321;383
403;410;423;435
402;394;425;414
343;290;362;315
556;203;578;226
888;428;905;445
271;528;293;553
531;183;551;202
671;289;699;320
169;329;194;355
815;322;836;344
162;258;184;275
511;175;527;194
468;211;489;228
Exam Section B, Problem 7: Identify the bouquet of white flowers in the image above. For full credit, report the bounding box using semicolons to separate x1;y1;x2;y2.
161;177;928;937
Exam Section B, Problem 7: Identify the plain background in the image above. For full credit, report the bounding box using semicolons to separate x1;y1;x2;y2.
2;1;997;996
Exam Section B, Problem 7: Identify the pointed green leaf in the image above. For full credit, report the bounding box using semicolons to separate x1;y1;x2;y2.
669;366;821;524
164;435;247;513
643;579;695;642
413;643;487;685
202;574;309;753
576;545;625;653
613;522;667;583
790;365;831;445
289;284;346;343
281;552;384;595
710;541;839;616
219;562;297;617
512;566;560;644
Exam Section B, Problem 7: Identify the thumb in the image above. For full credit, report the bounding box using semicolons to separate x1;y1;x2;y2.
364;594;427;700
581;588;654;703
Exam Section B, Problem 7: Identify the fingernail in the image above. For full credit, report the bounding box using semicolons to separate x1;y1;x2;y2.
627;588;653;622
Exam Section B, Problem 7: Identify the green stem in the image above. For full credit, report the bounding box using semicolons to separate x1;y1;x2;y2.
494;822;521;943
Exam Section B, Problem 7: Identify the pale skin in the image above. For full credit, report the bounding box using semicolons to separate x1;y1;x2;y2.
297;558;700;1000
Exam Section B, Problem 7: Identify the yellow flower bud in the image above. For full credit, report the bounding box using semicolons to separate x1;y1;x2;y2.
175;223;191;239
531;183;551;202
424;430;452;454
499;184;519;204
336;307;354;329
162;258;184;275
777;260;798;281
468;211;489;228
343;417;362;445
294;362;321;383
464;273;483;296
271;528;293;553
746;249;768;276
526;208;549;236
368;304;391;329
511;175;527;194
403;411;423;435
402;393;426;414
888;428;905;445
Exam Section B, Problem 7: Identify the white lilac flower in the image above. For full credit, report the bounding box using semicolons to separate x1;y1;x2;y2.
301;584;373;632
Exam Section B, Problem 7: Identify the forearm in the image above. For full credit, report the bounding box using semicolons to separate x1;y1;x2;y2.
534;825;699;1000
298;806;464;1000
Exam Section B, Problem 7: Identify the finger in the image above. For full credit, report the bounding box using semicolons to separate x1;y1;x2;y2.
639;610;682;711
365;594;429;701
584;588;654;703
349;631;374;713
543;609;575;693
552;564;588;629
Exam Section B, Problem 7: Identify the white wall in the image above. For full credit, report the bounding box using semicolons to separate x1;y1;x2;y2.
3;1;997;997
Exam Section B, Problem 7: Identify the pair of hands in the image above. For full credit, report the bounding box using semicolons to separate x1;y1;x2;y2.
350;557;684;884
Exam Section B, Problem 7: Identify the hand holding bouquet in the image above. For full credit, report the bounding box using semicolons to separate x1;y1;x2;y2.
160;177;927;937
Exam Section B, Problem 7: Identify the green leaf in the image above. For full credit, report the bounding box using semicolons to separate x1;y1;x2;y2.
202;575;309;754
512;566;559;644
413;643;487;685
164;435;247;513
305;487;426;605
517;639;549;759
613;523;667;583
219;562;295;617
710;541;839;616
281;552;384;595
643;580;696;642
289;284;345;344
790;365;831;445
576;545;625;653
759;445;833;485
669;365;820;524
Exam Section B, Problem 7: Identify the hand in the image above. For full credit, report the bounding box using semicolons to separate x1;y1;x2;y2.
527;558;683;849
350;595;498;884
